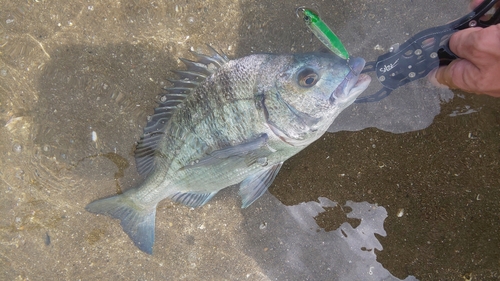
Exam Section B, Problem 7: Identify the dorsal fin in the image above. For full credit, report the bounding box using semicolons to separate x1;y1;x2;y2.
134;46;229;175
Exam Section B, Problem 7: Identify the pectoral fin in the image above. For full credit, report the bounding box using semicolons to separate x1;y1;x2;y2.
239;162;283;208
181;133;271;169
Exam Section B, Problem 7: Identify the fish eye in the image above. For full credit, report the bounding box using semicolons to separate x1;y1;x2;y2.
298;68;319;87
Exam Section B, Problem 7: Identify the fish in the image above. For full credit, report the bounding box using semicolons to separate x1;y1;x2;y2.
85;46;371;254
296;7;350;60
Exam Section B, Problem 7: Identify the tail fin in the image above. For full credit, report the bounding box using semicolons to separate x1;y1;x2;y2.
85;193;157;254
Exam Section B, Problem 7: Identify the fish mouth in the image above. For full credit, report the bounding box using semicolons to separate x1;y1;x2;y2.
330;57;371;104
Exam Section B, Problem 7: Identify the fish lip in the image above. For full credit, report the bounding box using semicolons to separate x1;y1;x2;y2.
330;57;371;104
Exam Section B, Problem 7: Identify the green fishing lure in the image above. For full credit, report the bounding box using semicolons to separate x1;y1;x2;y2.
296;7;349;60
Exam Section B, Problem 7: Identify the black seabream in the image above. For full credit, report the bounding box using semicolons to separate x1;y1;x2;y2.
86;47;371;254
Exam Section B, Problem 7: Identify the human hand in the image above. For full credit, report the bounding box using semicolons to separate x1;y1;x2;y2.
470;0;484;9
429;1;500;97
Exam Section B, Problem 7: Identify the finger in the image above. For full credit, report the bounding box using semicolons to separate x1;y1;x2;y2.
434;65;458;90
434;64;500;97
447;28;482;62
434;59;480;92
469;0;500;17
469;0;483;10
427;68;451;89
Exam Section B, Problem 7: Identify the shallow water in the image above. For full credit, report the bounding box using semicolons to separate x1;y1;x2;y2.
1;0;499;280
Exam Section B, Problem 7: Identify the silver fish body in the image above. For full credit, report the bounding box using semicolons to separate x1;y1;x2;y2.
86;48;371;254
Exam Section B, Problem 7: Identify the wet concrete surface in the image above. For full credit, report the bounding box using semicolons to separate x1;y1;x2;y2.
273;93;500;280
0;0;499;280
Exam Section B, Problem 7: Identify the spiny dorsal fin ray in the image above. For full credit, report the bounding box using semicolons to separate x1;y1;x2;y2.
171;70;207;83
134;46;228;175
204;44;229;63
166;78;199;88
189;45;229;68
179;58;213;76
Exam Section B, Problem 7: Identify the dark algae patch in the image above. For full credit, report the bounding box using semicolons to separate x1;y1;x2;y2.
271;93;500;280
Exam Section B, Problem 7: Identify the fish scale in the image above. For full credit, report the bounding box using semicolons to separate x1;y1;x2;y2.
86;47;370;254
